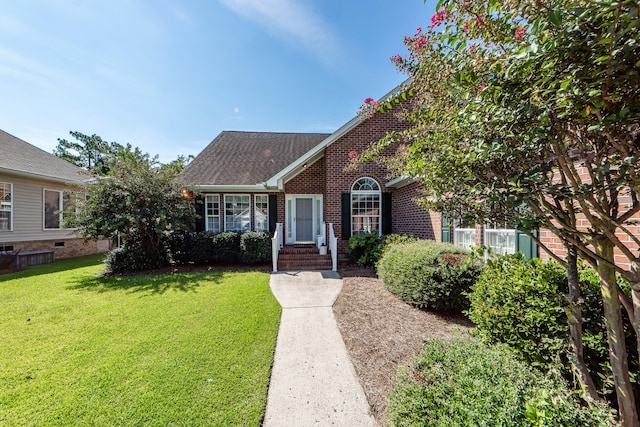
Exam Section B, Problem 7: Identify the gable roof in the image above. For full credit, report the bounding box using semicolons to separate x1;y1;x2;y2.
180;131;329;188
0;129;87;184
265;79;411;190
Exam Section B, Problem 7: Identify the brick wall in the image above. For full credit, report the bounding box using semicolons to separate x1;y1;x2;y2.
324;106;413;254
391;181;438;240
535;163;640;271
2;238;110;259
284;157;326;195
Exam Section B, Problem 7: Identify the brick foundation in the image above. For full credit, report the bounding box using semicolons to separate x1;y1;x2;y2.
1;238;110;259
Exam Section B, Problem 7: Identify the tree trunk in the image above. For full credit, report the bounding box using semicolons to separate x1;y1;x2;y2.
596;239;638;426
565;247;601;405
631;260;640;368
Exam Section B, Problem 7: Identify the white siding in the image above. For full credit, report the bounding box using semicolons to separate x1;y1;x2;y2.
0;172;79;243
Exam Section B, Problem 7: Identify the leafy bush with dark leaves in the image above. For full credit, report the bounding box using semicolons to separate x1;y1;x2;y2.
467;253;638;400
105;243;169;274
240;232;271;265
346;233;418;268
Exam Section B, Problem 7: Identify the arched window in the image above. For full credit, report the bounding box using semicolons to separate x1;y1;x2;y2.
351;177;381;236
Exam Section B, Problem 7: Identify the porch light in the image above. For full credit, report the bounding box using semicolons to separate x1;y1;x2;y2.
181;189;195;200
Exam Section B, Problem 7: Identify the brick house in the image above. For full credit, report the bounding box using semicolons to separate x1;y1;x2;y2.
180;87;440;270
180;83;637;271
0;129;110;264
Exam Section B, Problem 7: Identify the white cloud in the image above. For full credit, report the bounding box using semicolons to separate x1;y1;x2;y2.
218;0;340;64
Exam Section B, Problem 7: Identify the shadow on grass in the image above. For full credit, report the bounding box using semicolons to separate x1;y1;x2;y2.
67;271;225;296
0;254;106;281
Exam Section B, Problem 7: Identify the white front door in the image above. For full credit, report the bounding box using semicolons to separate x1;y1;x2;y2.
286;195;323;244
295;198;314;242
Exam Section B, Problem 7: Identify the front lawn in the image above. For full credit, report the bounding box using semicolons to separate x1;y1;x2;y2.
0;255;281;426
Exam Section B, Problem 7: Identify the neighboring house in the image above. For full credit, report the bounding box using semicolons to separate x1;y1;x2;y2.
0;129;110;259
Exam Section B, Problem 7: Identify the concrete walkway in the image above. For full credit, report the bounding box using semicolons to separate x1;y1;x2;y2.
264;271;376;427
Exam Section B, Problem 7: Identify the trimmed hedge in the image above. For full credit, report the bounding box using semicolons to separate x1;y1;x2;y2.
105;244;169;274
388;339;615;426
377;240;483;312
240;232;271;265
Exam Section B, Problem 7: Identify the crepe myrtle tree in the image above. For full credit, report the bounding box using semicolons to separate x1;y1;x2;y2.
357;0;640;423
66;143;195;271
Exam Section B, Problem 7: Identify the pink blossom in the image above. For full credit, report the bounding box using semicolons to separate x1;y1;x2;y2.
364;97;374;105
430;9;448;28
469;44;477;52
391;55;403;64
373;101;381;109
415;36;427;49
475;16;485;26
348;150;358;162
404;36;411;43
515;26;527;41
414;26;422;36
477;82;487;94
463;21;469;33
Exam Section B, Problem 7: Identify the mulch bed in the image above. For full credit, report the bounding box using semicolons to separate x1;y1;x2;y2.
334;264;474;425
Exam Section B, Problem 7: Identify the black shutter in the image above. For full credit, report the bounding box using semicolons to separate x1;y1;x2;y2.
194;195;205;232
268;194;277;233
341;193;351;240
382;193;392;235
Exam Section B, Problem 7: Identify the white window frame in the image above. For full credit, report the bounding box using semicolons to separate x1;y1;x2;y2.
452;217;476;250
284;194;323;244
484;222;517;256
224;194;251;232
254;195;269;233
351;177;381;236
0;182;13;231
205;194;221;233
43;189;76;230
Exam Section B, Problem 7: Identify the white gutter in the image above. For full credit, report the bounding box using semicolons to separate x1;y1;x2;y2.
385;176;414;189
191;184;278;192
0;166;89;185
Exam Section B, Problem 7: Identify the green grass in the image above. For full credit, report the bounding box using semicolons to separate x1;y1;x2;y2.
0;255;281;426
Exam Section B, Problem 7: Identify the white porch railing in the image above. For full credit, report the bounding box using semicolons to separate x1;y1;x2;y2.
329;223;338;272
317;221;327;249
272;223;283;273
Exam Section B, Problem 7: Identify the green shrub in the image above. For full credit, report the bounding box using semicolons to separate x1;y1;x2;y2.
377;241;483;312
345;232;382;267
211;232;241;264
346;233;419;268
105;243;169;274
240;232;271;265
387;339;615;427
467;253;638;400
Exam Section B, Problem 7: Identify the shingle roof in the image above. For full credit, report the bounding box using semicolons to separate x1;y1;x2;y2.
180;131;330;185
0;129;87;183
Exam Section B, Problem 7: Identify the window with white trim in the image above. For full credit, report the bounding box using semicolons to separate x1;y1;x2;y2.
484;222;516;256
254;195;269;232
205;195;221;233
224;195;250;232
453;218;476;251
44;189;75;230
0;182;12;231
351;177;381;236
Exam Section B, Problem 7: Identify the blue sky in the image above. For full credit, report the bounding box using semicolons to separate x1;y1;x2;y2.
1;1;434;163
